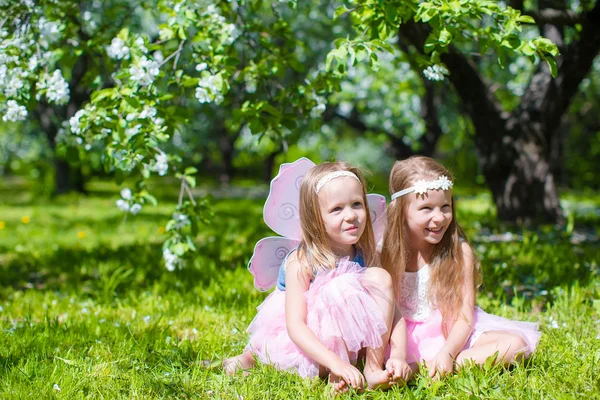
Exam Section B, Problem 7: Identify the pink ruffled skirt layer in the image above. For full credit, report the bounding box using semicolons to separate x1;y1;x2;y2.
405;307;541;364
244;260;388;378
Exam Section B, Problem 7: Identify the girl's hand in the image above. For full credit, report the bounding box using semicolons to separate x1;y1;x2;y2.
385;358;412;384
329;360;365;391
427;351;454;380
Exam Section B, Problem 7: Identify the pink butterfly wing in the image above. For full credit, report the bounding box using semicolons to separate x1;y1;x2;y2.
263;157;315;240
367;194;387;244
248;237;300;291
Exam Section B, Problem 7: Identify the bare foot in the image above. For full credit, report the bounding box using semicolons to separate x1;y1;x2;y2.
364;368;393;390
329;373;349;395
223;352;255;375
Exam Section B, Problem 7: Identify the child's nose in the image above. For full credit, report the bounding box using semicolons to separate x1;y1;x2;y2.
344;209;357;221
432;209;446;222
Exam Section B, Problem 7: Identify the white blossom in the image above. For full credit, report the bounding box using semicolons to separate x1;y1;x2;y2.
195;87;210;103
37;69;70;105
107;37;130;60
38;17;61;45
152;152;168;176
423;64;448;81
116;199;130;212
195;62;208;71
2;100;27;122
139;106;157;119
125;124;142;138
173;213;190;229
120;188;132;200
135;37;148;54
310;96;327;118
130;203;142;215
129;56;160;86
195;74;224;104
4;75;24;97
69;109;86;134
163;248;180;271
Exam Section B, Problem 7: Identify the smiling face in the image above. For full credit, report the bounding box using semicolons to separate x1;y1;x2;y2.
317;176;367;257
405;187;453;248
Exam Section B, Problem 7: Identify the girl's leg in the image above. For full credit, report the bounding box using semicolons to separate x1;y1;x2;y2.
456;331;528;367
361;267;396;389
223;351;255;375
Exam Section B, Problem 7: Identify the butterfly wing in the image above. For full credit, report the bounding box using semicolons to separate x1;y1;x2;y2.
263;157;315;240
367;193;387;245
248;237;300;291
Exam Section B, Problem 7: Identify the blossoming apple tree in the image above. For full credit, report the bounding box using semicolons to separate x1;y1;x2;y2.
0;0;559;269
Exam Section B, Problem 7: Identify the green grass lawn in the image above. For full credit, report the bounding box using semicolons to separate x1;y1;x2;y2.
0;180;599;398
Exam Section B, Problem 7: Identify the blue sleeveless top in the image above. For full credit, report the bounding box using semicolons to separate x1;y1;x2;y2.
276;247;365;291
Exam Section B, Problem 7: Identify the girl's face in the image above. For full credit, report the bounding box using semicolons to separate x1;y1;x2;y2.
405;187;453;248
317;176;367;257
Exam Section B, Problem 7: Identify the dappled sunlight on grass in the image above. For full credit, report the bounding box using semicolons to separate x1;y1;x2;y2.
0;183;598;397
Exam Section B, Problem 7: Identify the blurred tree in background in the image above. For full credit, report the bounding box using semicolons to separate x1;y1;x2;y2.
0;0;598;267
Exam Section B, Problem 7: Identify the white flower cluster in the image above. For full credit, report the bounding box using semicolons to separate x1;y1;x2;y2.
107;37;130;60
36;69;70;105
423;64;449;81
135;37;148;54
173;213;191;229
163;248;182;271
116;188;142;214
195;73;224;104
38;17;61;46
69;109;86;134
152;152;168;176
202;5;239;45
412;175;453;195
129;56;160;86
2;100;27;122
0;66;26;98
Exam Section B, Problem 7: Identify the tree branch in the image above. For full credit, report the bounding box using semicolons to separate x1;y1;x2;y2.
527;8;583;26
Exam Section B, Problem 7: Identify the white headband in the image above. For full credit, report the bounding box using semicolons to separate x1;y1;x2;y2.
315;171;360;193
391;175;453;200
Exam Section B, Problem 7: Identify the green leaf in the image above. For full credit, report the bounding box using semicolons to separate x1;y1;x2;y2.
334;5;350;19
185;176;196;188
438;28;452;46
385;4;398;24
544;56;558;77
173;243;187;256
184;167;198;175
91;88;115;103
517;15;535;24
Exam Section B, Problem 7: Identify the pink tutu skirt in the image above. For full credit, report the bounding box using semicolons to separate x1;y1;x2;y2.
405;307;541;364
244;259;388;378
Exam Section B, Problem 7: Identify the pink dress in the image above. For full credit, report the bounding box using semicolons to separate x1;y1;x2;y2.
244;257;388;378
400;264;541;364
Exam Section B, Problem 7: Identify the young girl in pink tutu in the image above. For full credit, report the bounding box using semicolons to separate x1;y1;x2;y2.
381;156;541;383
224;160;395;392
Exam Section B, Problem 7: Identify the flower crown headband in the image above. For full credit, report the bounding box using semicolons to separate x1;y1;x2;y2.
390;175;453;200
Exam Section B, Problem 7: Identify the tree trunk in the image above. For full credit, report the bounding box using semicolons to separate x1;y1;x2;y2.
217;127;241;187
35;51;93;195
263;147;282;183
398;1;600;224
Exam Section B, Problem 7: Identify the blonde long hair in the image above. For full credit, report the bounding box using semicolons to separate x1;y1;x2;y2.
296;161;378;276
380;156;481;337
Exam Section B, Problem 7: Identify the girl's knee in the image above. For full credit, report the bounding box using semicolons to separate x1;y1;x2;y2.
365;267;392;288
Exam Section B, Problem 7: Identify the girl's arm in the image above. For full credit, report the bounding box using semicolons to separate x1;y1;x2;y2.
388;305;408;360
386;305;414;382
428;242;476;376
284;252;365;389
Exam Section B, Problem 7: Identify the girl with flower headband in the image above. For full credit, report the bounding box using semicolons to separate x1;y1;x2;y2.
224;159;396;392
381;156;541;383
